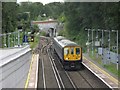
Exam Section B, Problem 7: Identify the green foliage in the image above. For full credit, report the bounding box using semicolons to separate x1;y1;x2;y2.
32;24;39;33
58;13;66;23
104;64;118;76
18;2;44;20
44;2;65;19
64;2;119;53
2;2;18;33
29;33;39;49
40;31;46;36
58;29;67;36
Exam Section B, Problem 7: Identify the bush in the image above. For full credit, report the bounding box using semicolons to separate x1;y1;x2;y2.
40;31;46;36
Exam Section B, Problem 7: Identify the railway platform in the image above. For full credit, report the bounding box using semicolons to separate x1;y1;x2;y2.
25;51;119;89
24;54;39;89
83;53;119;89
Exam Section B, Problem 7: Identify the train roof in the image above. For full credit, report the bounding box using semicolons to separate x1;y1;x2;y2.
54;36;78;48
59;39;78;47
55;36;66;41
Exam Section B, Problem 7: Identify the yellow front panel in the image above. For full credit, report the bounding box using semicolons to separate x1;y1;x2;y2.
64;47;81;61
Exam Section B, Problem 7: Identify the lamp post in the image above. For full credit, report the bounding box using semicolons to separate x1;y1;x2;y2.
8;33;11;48
88;29;90;53
96;29;99;58
85;28;90;53
13;32;16;46
108;30;110;60
117;30;118;70
103;30;111;65
101;29;104;65
104;30;111;63
92;29;95;56
85;28;95;56
112;30;118;70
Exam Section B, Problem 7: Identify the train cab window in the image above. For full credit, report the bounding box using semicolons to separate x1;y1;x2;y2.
64;48;69;55
76;48;80;54
70;48;74;54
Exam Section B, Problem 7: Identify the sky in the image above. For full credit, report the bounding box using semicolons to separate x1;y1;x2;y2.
17;0;64;5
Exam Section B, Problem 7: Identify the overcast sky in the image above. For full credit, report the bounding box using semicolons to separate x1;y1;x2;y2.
17;0;64;5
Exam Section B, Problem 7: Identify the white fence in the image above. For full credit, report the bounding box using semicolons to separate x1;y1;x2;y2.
98;48;119;64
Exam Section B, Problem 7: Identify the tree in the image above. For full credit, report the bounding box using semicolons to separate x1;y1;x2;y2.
2;2;18;33
64;2;119;52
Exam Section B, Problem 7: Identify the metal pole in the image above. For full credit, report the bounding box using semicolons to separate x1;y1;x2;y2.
102;29;104;65
92;29;94;56
88;29;90;53
4;34;6;47
108;30;110;60
16;31;17;45
18;30;20;46
8;34;10;48
117;30;118;70
14;32;15;46
96;29;98;58
107;30;110;64
5;34;6;47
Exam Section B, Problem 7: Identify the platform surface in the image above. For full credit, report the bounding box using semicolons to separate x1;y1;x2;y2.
83;53;119;89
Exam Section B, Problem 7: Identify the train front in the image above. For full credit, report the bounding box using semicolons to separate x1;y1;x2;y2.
63;46;82;70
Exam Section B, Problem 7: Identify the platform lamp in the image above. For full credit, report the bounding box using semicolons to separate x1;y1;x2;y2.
91;29;95;56
104;30;111;64
112;30;118;70
85;28;91;54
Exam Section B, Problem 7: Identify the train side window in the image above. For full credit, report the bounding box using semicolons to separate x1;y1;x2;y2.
76;48;80;54
71;48;74;54
64;48;69;55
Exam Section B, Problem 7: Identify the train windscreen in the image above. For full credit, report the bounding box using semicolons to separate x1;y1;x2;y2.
64;48;69;55
76;48;80;55
70;48;74;54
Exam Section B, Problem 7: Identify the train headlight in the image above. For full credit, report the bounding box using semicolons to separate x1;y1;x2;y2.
66;58;68;60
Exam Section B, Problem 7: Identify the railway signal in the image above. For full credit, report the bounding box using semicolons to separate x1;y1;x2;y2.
31;35;34;42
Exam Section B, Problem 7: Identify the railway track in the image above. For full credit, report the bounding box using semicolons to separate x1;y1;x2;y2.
49;46;77;89
47;49;65;89
37;37;110;89
38;37;61;89
49;43;109;89
48;47;77;89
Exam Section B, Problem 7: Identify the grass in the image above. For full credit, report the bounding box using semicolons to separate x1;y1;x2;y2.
104;63;118;76
89;51;102;65
89;51;118;77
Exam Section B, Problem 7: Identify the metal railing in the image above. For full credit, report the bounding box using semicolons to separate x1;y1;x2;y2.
0;30;24;48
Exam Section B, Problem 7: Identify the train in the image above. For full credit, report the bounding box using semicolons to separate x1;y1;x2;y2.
53;36;82;70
